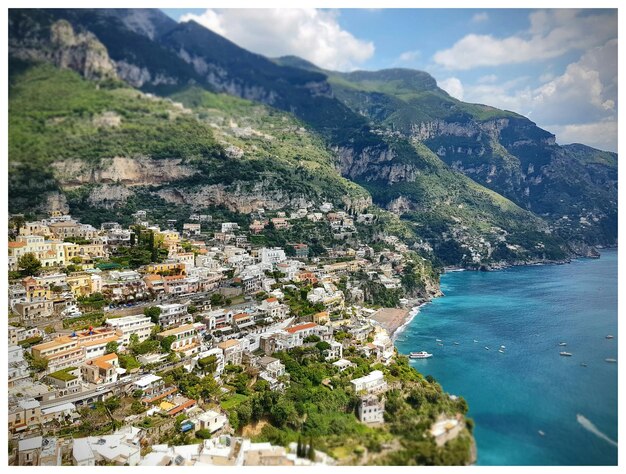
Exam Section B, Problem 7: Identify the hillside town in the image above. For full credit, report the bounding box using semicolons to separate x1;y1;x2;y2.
7;205;468;466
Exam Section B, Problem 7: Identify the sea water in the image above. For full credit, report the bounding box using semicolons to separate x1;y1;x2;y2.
395;249;618;465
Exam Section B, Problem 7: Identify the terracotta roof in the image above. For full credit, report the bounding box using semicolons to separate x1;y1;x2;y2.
8;241;26;248
167;399;196;416
286;322;318;334
158;324;195;337
144;274;164;281
265;297;278;303
233;313;250;320
98;353;118;362
217;339;240;349
164;275;185;281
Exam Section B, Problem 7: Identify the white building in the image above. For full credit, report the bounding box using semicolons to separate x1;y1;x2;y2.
195;410;228;434
259;248;286;265
105;315;154;346
350;370;387;395
357;395;385;424
157;302;192;328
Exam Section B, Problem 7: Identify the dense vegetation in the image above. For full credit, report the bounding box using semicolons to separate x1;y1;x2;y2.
221;346;472;465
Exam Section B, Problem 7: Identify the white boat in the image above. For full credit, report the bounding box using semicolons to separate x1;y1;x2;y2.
605;358;617;363
485;346;490;350
410;351;433;359
436;339;443;342
453;342;460;345
500;345;506;349
580;363;588;367
473;340;478;343
498;349;505;353
538;430;545;436
606;335;614;339
559;342;567;346
560;352;573;357
437;343;444;347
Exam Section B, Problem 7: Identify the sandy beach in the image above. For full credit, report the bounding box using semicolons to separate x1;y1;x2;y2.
370;308;411;336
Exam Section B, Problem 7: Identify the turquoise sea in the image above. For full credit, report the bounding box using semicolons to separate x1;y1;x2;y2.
395;249;618;465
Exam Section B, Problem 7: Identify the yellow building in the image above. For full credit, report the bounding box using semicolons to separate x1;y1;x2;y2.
66;272;101;297
145;262;186;275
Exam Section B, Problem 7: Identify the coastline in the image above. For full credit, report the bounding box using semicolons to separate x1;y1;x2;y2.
392;302;427;340
386;250;613;344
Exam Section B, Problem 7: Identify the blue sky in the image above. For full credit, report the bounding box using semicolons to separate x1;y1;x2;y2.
162;8;617;152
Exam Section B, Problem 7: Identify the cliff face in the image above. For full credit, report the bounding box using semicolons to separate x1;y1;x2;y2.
9;17;117;81
52;157;199;188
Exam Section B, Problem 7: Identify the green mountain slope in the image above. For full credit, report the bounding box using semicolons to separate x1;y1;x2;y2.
10;8;598;266
8;61;371;223
318;68;617;246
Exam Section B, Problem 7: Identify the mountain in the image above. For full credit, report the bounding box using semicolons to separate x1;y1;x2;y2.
318;68;618;247
8;8;615;268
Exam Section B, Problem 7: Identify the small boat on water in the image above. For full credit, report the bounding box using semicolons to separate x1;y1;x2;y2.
437;343;444;347
453;342;460;345
485;346;490;350
498;349;505;353
559;342;567;346
500;345;506;349
473;340;478;343
410;351;433;359
606;335;614;339
560;352;573;357
580;363;587;367
538;430;545;437
436;339;443;342
605;358;617;363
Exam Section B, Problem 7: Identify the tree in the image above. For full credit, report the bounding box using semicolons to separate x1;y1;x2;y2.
104;397;121;412
105;341;119;354
129;333;140;348
70;256;82;264
144;306;161;325
18;253;41;276
187;305;198;314
197;355;217;375
307;436;315;461
30;355;48;372
160;335;176;353
297;436;304;458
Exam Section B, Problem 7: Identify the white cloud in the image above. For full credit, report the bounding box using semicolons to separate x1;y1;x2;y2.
179;8;374;71
477;74;498;84
434;9;616;70
547;121;617;152
461;39;617;151
465;40;617;124
397;50;421;63
471;12;489;23
439;77;464;100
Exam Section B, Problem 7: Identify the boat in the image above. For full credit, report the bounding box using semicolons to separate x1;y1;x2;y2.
410;351;433;359
436;339;443;342
437;343;444;347
606;335;614;339
485;346;490;350
473;340;478;343
498;349;505;353
538;430;545;436
500;345;506;349
560;352;573;357
580;363;588;367
559;342;567;346
605;358;617;363
453;342;460;345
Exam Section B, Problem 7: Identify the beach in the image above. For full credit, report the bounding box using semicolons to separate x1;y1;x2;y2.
371;303;425;339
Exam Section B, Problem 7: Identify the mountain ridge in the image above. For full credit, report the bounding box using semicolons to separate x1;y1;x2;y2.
8;8;616;267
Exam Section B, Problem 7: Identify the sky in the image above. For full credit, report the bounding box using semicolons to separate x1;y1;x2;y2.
162;8;618;152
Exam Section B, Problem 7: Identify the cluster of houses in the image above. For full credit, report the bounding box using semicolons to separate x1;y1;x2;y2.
8;208;432;466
